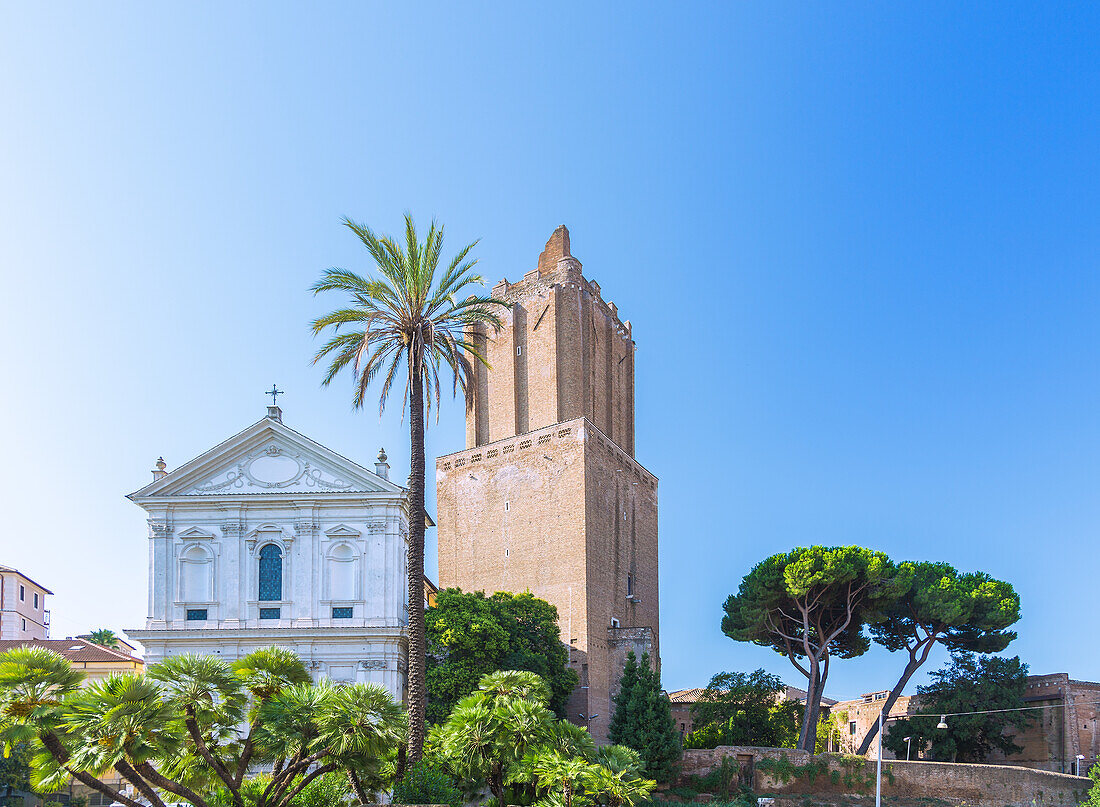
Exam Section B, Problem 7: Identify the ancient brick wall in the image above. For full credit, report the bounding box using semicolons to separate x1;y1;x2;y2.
681;748;1091;806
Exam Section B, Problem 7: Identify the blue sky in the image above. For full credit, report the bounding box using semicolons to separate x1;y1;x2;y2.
1;3;1097;700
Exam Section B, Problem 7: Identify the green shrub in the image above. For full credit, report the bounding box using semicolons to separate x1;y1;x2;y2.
392;762;462;807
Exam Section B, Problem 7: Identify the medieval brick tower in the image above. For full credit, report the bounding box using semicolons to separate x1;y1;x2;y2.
436;226;658;743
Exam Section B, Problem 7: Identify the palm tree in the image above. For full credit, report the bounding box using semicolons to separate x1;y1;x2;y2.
311;214;508;763
87;629;119;649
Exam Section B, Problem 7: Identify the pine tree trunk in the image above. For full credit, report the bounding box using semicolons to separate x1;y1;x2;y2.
857;642;932;755
797;660;819;751
406;349;427;764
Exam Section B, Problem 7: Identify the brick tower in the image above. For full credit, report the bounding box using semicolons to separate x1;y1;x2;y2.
436;226;658;743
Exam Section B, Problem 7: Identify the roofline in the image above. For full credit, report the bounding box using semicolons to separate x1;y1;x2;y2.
128;414;405;501
0;566;54;595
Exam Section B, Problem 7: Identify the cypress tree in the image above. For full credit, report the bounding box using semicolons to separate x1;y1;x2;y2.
609;651;681;783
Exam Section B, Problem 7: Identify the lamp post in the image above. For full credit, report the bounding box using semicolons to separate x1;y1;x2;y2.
1076;755;1086;777
903;736;912;761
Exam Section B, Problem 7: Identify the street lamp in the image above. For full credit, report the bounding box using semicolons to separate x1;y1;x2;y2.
1076;755;1086;777
937;715;948;730
903;737;912;761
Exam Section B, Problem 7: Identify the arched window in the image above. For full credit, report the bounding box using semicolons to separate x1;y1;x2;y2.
180;544;213;602
327;543;357;601
258;544;283;601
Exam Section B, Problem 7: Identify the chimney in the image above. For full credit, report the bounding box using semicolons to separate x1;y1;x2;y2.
375;447;390;480
266;405;283;423
152;457;168;481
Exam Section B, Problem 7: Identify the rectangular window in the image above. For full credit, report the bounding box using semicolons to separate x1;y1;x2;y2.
19;585;25;601
22;618;26;631
849;721;857;735
627;574;634;596
332;607;353;619
33;592;39;609
186;609;208;621
259;607;281;620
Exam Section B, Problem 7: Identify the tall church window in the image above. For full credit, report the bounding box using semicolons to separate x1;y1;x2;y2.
258;544;283;601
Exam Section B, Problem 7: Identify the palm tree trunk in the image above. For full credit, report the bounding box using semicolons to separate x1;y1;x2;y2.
406;348;428;764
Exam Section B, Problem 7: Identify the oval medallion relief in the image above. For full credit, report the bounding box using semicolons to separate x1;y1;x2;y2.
247;455;301;485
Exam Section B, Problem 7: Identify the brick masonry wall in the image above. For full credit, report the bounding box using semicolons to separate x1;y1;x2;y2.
681;748;1092;806
436;417;657;743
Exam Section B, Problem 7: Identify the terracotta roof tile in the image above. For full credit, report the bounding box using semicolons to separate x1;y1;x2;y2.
0;638;142;665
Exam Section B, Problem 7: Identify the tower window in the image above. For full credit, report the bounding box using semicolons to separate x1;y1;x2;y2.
19;585;25;601
611;617;620;628
627;574;634;597
33;592;39;609
258;544;283;601
517;345;522;356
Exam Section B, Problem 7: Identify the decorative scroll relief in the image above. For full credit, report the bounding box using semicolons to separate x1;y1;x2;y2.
359;659;387;670
188;443;359;494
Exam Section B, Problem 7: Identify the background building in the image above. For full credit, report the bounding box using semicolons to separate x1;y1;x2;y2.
0;637;143;683
437;226;659;742
668;685;838;743
0;565;51;640
126;405;411;700
833;673;1100;773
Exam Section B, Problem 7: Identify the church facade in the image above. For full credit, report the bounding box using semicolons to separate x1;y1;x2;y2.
127;406;410;701
436;226;659;743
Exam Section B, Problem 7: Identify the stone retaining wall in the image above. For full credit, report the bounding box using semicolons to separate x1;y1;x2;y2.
680;748;1092;806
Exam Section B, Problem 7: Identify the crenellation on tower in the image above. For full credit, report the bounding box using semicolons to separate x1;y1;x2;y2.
465;226;636;456
439;226;657;743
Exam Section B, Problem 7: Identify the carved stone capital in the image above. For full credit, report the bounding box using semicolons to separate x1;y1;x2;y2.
148;520;172;538
359;659;387;671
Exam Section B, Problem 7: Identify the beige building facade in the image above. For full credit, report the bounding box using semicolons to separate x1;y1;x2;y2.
437;226;658;742
0;564;51;640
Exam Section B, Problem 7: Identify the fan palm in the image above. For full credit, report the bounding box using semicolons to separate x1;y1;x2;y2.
87;629;120;649
311;214;508;762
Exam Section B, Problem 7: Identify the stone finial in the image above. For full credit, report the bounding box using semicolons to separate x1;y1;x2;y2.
152;457;168;481
266;405;283;423
537;225;571;275
375;447;390;480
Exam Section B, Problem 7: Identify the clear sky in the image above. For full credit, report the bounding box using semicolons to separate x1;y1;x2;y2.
1;3;1098;701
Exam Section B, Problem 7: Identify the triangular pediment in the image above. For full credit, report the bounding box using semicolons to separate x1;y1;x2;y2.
129;417;404;500
178;526;216;539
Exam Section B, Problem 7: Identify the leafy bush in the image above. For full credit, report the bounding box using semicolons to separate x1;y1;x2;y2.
392;762;462;807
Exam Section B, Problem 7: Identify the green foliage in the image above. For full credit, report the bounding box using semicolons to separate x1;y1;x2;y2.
861;562;1021;753
426;589;579;723
683;670;801;750
1083;761;1100;807
755;754;882;795
814;710;845;754
871;564;1021;655
392;761;462;807
0;742;32;793
0;646;405;807
431;669;657;807
86;630;120;649
883;652;1031;763
721;547;912;750
608;652;681;783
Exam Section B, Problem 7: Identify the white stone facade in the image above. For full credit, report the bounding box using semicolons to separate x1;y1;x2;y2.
127;407;410;701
